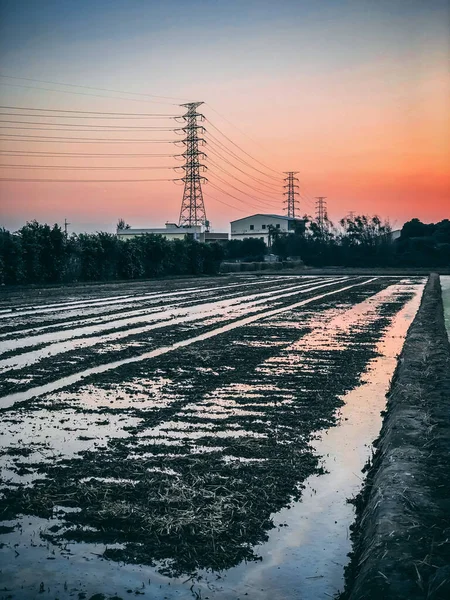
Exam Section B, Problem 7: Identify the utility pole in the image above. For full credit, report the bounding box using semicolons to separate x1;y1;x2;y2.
178;102;208;228
315;197;327;232
64;218;70;239
283;171;299;218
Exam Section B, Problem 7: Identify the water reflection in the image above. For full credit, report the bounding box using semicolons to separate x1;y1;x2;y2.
0;280;420;587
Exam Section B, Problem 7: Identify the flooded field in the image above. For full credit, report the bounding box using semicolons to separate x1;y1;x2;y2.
0;274;425;599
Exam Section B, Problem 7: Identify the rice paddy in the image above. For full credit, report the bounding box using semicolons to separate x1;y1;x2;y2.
0;274;425;599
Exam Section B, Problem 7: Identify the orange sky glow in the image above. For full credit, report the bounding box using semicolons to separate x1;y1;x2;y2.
0;1;448;233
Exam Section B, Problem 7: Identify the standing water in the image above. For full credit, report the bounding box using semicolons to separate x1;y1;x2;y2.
0;279;424;599
180;283;424;599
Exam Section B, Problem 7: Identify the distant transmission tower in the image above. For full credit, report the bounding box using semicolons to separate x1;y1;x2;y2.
315;196;327;231
178;102;208;227
283;171;299;218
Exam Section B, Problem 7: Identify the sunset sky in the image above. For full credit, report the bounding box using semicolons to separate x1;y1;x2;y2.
0;0;449;233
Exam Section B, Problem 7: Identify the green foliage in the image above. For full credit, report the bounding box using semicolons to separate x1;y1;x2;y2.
116;218;131;231
16;221;66;283
0;228;23;284
0;222;224;285
223;238;266;262
1;216;447;285
396;218;450;267
272;216;450;268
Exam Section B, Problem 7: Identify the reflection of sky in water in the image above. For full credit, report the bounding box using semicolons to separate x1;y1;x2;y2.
0;409;140;489
0;277;426;599
0;280;422;478
0;277;335;362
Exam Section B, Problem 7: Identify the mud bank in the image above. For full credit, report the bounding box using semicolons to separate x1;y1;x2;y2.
341;274;450;600
296;267;450;276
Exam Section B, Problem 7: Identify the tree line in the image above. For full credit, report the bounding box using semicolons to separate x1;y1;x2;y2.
0;216;448;285
0;221;226;285
272;216;450;268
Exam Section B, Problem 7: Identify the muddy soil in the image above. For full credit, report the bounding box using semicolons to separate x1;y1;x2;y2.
341;274;450;600
440;276;450;338
0;274;239;307
0;275;425;599
0;276;365;396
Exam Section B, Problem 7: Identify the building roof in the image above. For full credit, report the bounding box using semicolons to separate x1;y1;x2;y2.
230;214;302;224
117;226;201;235
117;228;169;235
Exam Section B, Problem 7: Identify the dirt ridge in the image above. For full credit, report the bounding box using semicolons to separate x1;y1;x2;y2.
341;274;450;599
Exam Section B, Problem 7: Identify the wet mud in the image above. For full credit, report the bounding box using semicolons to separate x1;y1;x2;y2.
341;274;450;600
0;274;425;599
441;276;450;338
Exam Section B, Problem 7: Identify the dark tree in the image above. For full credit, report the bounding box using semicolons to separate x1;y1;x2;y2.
117;219;131;231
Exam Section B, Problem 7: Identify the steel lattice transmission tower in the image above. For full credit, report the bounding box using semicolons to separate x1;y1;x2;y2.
315;196;327;231
178;102;208;227
283;171;299;218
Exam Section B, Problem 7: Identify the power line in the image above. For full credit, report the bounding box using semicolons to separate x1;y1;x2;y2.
0;77;186;107
0;151;176;157
300;182;319;206
0;106;181;116
0;74;189;103
180;111;282;213
207;156;281;200
206;145;281;191
0;89;279;208
206;130;281;182
0;177;175;183
206;131;280;182
207;171;279;205
0;105;283;198
0;135;174;143
203;191;248;213
206;120;282;176
205;103;279;160
207;181;280;212
0;125;177;131
299;193;316;212
0;82;184;106
0;113;177;119
0;98;301;223
0;149;282;199
0;165;175;170
207;170;280;208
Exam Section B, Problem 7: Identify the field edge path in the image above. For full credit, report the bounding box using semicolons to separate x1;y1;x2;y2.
341;274;450;600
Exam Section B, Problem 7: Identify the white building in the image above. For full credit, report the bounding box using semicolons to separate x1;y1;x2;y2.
117;222;228;244
230;214;302;246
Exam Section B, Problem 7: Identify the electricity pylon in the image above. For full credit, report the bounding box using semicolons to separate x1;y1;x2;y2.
178;102;208;227
283;171;299;218
315;196;327;231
